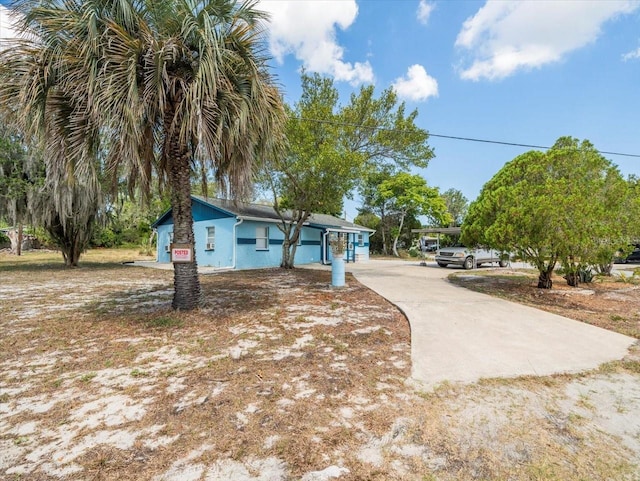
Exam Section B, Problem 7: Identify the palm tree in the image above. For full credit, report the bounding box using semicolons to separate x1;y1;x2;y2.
0;0;285;309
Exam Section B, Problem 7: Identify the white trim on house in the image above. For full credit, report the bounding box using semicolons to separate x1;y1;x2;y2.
237;215;283;224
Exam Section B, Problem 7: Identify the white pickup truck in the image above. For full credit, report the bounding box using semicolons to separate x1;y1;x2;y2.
435;245;508;270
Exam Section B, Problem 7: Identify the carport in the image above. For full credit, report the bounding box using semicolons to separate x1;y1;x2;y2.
411;227;461;249
411;227;461;263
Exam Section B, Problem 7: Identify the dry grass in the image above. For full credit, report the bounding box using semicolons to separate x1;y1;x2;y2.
448;267;640;338
1;250;639;480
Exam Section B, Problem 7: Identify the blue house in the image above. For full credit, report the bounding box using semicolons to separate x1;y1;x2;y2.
152;196;374;269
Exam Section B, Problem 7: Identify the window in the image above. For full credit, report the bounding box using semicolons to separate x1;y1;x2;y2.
357;233;364;247
205;226;215;250
165;232;174;252
256;227;269;250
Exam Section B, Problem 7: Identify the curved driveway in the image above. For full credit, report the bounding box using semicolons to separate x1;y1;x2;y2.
346;260;635;389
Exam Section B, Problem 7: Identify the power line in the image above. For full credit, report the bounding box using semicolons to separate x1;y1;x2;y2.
427;133;640;159
295;116;640;159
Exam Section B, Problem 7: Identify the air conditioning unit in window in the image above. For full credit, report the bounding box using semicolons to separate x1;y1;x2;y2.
206;243;215;250
165;245;171;253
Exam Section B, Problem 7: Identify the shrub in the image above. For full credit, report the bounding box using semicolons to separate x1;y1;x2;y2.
0;230;9;247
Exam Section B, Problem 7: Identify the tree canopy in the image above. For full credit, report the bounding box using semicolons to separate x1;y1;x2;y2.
441;188;468;227
0;0;284;308
262;72;434;267
359;170;449;256
462;137;630;288
377;172;450;257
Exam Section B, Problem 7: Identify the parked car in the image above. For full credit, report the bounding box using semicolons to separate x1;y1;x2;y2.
615;245;640;264
435;244;508;269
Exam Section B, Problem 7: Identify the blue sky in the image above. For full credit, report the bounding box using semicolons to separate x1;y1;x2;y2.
259;0;640;218
2;1;639;220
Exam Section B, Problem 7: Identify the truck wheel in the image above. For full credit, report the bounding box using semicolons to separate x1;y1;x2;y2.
437;262;448;268
463;257;474;270
499;260;508;267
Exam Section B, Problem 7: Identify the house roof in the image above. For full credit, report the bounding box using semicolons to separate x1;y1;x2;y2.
154;195;374;233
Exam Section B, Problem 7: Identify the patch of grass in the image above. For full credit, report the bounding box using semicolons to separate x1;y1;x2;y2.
130;369;149;378
621;360;640;374
576;394;595;411
13;436;30;446
449;268;640;339
145;316;183;329
79;372;97;383
597;361;620;374
615;272;638;284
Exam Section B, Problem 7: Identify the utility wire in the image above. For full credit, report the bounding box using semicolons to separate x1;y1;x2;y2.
295;116;640;159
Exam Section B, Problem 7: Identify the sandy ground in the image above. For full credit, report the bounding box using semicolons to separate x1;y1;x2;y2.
1;255;639;480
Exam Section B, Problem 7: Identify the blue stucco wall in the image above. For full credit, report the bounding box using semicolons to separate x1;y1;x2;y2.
157;218;326;268
155;200;236;267
154;199;370;269
355;231;370;261
156;217;238;267
235;221;323;269
156;198;231;227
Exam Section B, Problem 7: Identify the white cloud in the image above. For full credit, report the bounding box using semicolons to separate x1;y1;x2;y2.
0;5;20;48
392;64;438;102
417;1;435;25
259;0;374;85
623;46;640;61
455;0;640;81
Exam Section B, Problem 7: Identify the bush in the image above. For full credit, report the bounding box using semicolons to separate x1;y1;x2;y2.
0;230;9;246
92;226;120;248
559;263;594;286
138;237;155;256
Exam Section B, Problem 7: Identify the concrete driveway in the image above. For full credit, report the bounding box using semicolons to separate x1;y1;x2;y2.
345;260;636;389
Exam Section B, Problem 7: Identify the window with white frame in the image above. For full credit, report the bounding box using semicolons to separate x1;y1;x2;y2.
256;226;269;250
205;226;215;250
165;232;173;252
357;233;364;247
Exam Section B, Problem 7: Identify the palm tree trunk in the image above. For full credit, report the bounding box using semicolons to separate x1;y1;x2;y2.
537;265;554;289
167;132;201;310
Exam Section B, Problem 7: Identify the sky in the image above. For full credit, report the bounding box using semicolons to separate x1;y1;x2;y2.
256;0;640;219
1;0;640;220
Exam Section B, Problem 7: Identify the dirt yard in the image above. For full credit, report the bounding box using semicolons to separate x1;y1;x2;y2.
449;265;640;339
1;251;639;480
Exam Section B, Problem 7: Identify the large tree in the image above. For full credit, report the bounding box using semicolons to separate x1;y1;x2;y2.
441;188;468;227
0;121;101;264
0;124;34;255
262;72;434;267
0;0;284;309
462;137;629;288
365;171;450;257
262;74;360;268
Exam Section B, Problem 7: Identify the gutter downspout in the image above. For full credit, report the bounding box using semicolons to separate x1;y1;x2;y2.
231;217;244;269
322;230;329;265
151;228;158;261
